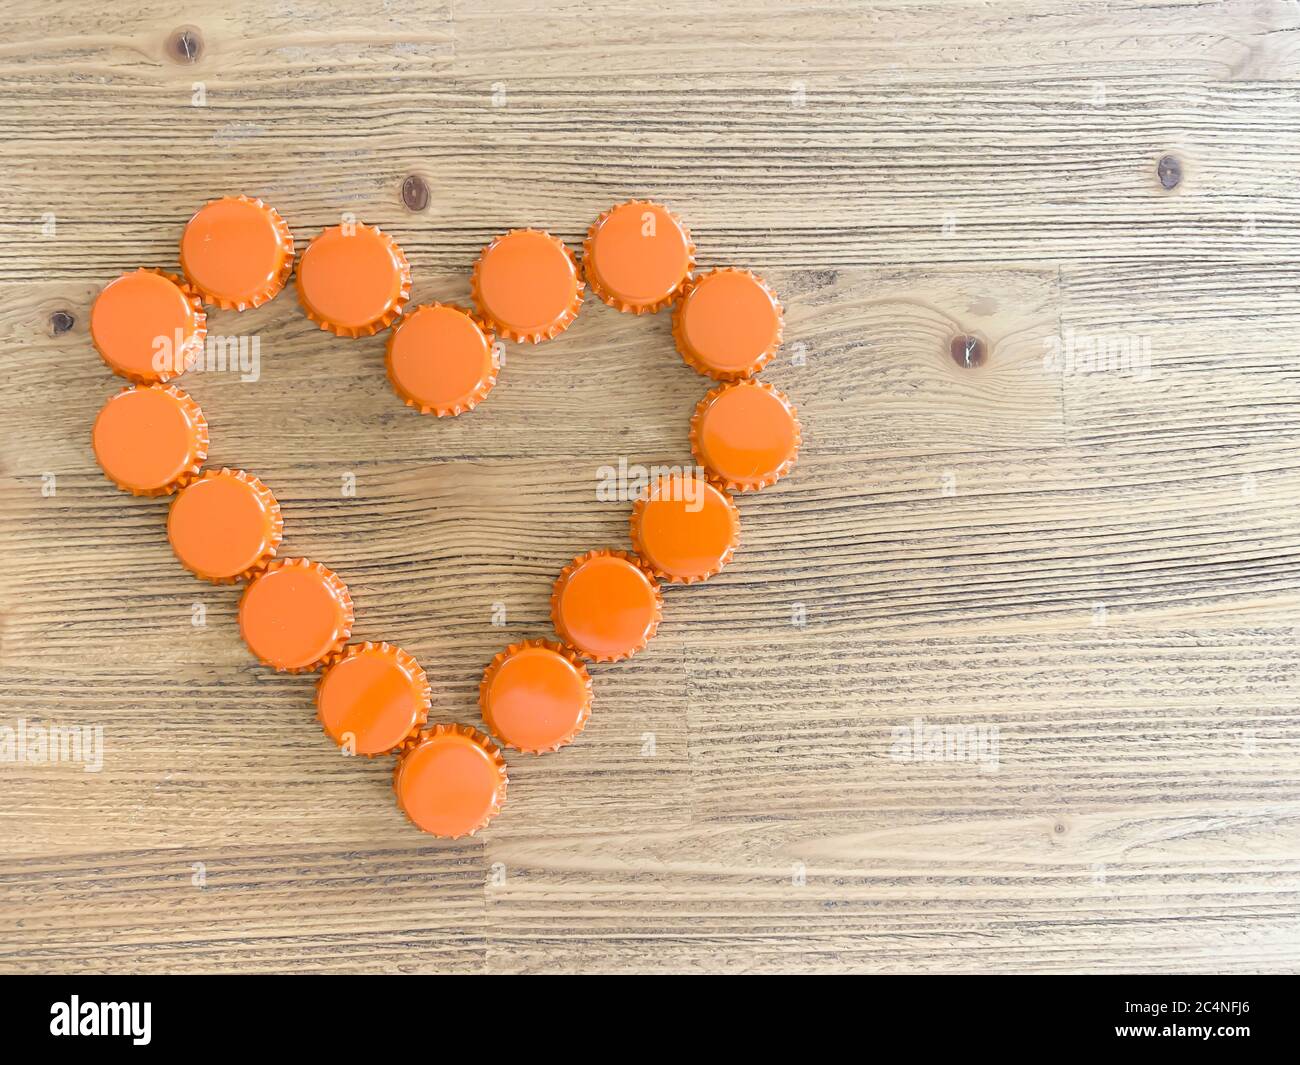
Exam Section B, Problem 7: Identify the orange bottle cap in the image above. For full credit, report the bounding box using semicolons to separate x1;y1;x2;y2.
691;380;801;492
91;384;208;496
551;549;662;662
393;724;508;838
296;223;411;337
630;471;740;583
471;229;584;343
480;639;592;754
673;267;783;380
385;303;499;416
583;200;694;314
180;195;295;310
90;269;207;384
317;642;431;756
238;558;354;672
167;468;283;583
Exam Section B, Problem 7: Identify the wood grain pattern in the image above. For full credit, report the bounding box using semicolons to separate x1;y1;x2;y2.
2;0;1299;974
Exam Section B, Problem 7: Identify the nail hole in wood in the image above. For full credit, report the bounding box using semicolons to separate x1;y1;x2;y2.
950;333;986;368
167;27;203;64
1157;154;1182;190
401;175;431;212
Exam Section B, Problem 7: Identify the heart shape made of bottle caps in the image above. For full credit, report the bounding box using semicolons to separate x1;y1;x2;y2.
89;196;802;837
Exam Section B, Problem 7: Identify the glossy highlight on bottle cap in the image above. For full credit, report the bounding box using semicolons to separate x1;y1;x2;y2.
90;269;207;384
691;380;801;492
630;471;740;583
480;639;592;754
551;550;662;662
296;223;411;337
584;200;695;314
167;469;282;583
393;724;508;838
91;384;208;496
238;558;354;672
180;195;295;310
673;267;783;380
317;642;431;756
471;229;584;343
385;303;499;416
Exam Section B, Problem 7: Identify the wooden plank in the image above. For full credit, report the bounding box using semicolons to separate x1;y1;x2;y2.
3;0;1300;975
483;810;1300;973
0;843;486;974
685;627;1300;821
0;647;691;852
5;431;1299;670
1;79;1298;276
1060;260;1300;446
451;0;1300;81
0;263;1060;470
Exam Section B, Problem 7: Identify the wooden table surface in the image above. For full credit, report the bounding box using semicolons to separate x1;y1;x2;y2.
2;0;1299;975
